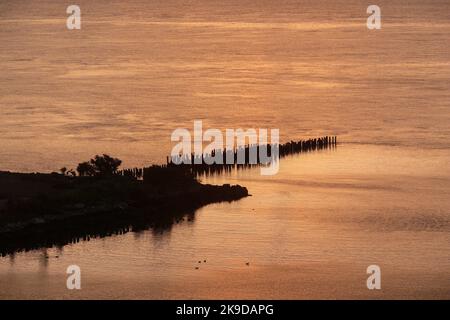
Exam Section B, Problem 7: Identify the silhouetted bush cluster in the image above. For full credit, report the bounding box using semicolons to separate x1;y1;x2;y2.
76;154;122;177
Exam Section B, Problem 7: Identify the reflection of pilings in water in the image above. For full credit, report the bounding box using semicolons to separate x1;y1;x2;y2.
0;213;181;257
167;136;337;177
114;136;337;180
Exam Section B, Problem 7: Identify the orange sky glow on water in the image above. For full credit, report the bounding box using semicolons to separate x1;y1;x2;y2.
0;0;449;299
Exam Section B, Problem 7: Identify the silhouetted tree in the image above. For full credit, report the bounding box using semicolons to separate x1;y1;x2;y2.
90;154;122;176
76;155;122;177
76;162;94;177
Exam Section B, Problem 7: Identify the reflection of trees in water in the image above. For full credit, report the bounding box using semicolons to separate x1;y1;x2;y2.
39;248;49;268
8;252;15;265
0;207;198;257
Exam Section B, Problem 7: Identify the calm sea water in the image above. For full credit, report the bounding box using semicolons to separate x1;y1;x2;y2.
0;0;449;299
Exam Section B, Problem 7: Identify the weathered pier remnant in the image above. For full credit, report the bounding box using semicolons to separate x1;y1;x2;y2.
164;135;338;177
118;136;338;179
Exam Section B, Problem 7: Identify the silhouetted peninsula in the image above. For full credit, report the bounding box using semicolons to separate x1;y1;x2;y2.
0;136;336;255
0;166;248;255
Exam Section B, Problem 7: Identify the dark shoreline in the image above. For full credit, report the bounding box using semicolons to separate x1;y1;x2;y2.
0;171;248;256
0;136;336;256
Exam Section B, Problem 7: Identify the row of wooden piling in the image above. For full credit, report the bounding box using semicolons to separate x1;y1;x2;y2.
117;167;144;179
185;135;337;177
116;136;337;180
